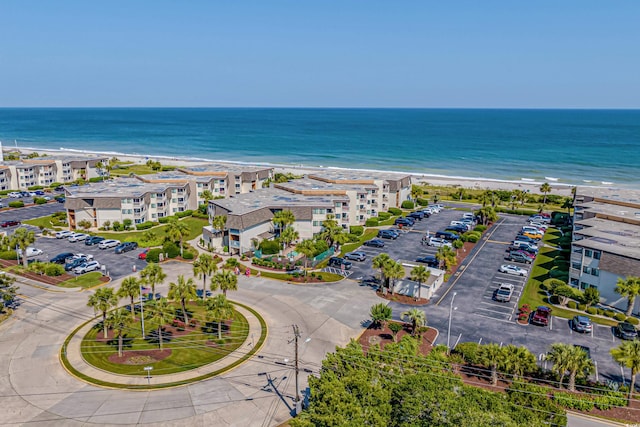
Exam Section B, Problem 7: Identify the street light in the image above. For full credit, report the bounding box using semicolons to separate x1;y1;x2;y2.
290;325;311;416
447;292;457;354
144;366;153;385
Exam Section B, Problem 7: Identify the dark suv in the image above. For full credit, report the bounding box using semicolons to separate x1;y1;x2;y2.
328;257;352;270
115;241;138;254
50;252;74;264
394;217;415;227
85;236;105;246
435;231;459;241
378;229;399;239
407;211;424;220
506;251;533;264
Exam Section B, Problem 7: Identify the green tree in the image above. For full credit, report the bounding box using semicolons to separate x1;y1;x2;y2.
478;343;505;386
384;261;405;295
615;276;640;316
212;214;226;235
388;322;402;343
370;303;392;329
142;229;156;244
547;343;572;389
583;286;600;307
611;340;640;405
272;209;295;236
200;189;214;202
139;263;166;300
564;345;594;392
562;196;573;215
123;218;132;230
372;253;392;290
77;219;92;230
553;284;575;307
296;239;316;270
279;226;299;249
205;294;234;340
106;308;133;357
166;217;190;257
401;308;426;336
117;277;141;320
193;253;217;300
540;182;552;205
10;227;36;268
453;187;466;201
478;190;494;207
436;245;457;271
168;275;197;325
147;297;174;350
502;345;537;381
87;287;118;338
409;265;431;301
476;206;498;226
410;184;423;202
211;270;238;296
0;274;18;311
103;220;111;231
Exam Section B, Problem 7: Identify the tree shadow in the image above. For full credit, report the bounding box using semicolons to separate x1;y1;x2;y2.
145;328;174;344
201;320;230;335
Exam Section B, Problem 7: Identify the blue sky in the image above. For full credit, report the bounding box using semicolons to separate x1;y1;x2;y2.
0;1;638;108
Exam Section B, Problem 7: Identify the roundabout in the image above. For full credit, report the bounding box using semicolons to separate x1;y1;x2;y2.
61;301;266;389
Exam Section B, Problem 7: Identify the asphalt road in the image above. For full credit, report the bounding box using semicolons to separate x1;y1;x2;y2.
0;198;65;224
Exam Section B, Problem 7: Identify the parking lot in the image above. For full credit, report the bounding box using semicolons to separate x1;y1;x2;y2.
0;198;65;224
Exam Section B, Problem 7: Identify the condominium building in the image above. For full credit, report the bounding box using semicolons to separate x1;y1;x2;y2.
175;164;273;202
0;155;107;190
570;187;640;314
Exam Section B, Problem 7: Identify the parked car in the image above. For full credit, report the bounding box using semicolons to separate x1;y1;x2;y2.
344;251;367;262
435;231;460;241
520;230;543;240
98;239;121;249
65;257;89;271
55;230;73;239
615;321;638;340
73;260;101;274
508;244;538;255
115;241;138;254
499;264;528;276
56;196;66;203
17;247;43;258
138;248;150;260
68;233;88;243
427;237;452;248
514;234;537;245
506;251;533;264
0;220;21;227
363;238;385;248
50;252;75;264
416;255;438;268
328;257;352;270
8;192;21;198
407;211;424;220
494;283;515;302
572;315;593;333
529;214;551;224
511;240;539;252
378;230;398;240
34;190;45;196
445;225;468;234
531;306;552;326
20;191;30;198
72;253;94;261
394;217;415;227
85;236;105;246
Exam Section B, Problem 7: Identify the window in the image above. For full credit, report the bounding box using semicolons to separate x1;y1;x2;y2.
593;251;601;260
573;247;583;254
570;278;579;287
582;266;591;274
312;220;321;226
151;213;157;218
584;249;593;258
172;208;177;213
591;269;599;277
313;208;326;215
580;282;588;289
151;203;156;208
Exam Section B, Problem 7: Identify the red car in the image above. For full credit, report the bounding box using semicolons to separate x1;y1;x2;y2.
138;248;149;260
531;306;552;326
0;220;20;227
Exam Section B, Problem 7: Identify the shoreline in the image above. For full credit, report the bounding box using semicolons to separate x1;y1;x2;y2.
7;145;611;197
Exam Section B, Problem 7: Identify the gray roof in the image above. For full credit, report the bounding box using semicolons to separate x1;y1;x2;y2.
574;217;640;260
576;187;640;206
65;178;187;198
275;178;373;194
178;163;273;180
308;169;411;187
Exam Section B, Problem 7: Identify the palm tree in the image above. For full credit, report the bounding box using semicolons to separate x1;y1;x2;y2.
540;182;552;205
147;297;174;350
87;287;118;338
401;308;426;336
10;227;36;268
478;190;493;207
279;226;299;249
142;229;156;245
410;265;431;301
453;187;466;201
166;217;190;257
200;189;214;203
410;184;423;202
385;261;405;295
211;270;238;296
139;263;166;301
615;276;640;316
476;206;498;226
561;197;573;216
168;275;197;325
611;340;640;405
106;308;133;357
436;246;457;271
547;343;572;389
369;303;392;329
296;239;316;271
117;277;141;320
212;215;227;235
372;253;392;290
193;253;217;300
272;210;295;236
502;345;537;381
513;189;527;206
564;345;594;392
206;294;235;340
479;343;505;386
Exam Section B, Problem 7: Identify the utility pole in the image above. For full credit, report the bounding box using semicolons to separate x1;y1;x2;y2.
292;324;301;415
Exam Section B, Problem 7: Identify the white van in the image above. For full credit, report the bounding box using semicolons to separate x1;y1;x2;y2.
462;213;475;220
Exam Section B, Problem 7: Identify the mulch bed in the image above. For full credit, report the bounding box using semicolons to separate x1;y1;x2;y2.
358;321;437;354
376;290;429;306
108;349;172;365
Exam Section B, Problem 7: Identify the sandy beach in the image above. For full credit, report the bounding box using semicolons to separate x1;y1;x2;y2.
11;146;577;197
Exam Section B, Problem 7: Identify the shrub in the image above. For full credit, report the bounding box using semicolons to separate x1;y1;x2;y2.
627;317;640;326
401;200;415;209
0;250;18;260
388;207;402;215
146;248;163;263
259;240;280;255
604;310;615;318
123;219;133;230
597;308;604;315
158;216;173;224
585;307;597;315
135;221;157;231
365;218;379;227
462;231;481;243
453;342;481;364
33;197;47;205
350;225;364;236
0;190;12;196
416;197;429;206
192;210;209;219
8;201;24;208
175;210;193;218
49;182;63;188
112;221;123;231
27;185;44;190
593;392;627;410
88;177;104;183
44;263;65;276
614;313;627;322
474;225;487;232
553;392;594;411
577;303;586;311
567;301;577;310
162;241;181;258
182;251;195;260
378;212;391;220
225;258;239;268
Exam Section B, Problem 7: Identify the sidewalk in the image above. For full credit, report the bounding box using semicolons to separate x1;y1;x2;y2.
5;271;82;293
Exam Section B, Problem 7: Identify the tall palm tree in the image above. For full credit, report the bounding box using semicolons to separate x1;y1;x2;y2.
212;215;227;235
117;277;141;320
479;343;505;386
139;263;166;301
436;246;457;271
192;253;217;300
372;253;392;290
211;270;238;296
476;206;498;226
564;345;594;392
106;308;133;357
540;182;552;205
410;265;431;301
168;275;197;325
206;294;235;340
453;187;466;201
87;287;118;338
561;197;573;216
547;343;572;389
10;227;36;268
611;340;640;405
296;239;316;270
385;261;405;295
272;209;295;236
502;345;537;381
279;226;299;249
320;215;344;247
200;189;214;203
615;276;640;316
401;308;426;336
410;184;423;202
513;189;527;206
478;190;493;208
369;303;392;329
147;297;174;350
166;217;190;257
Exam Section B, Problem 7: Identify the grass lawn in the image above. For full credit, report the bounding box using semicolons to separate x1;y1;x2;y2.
23;214;65;230
110;162;176;177
81;301;249;375
95;217;208;246
58;272;104;289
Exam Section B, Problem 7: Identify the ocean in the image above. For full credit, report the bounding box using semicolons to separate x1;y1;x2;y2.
0;108;638;187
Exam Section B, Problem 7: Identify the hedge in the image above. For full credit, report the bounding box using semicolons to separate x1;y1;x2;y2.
192;211;209;219
401;200;415;209
88;177;104;183
388;207;402;215
162;242;181;258
614;313;627;321
259;240;280;255
0;190;12;196
8;201;24;208
350;225;364;236
145;248;163;263
627;317;640;326
365;218;379;227
567;301;577;310
0;250;18;260
175;210;193;218
462;231;481;243
27;185;44;190
603;310;615;318
34;197;48;205
586;307;597;315
135;221;157;230
44;263;65;276
474;225;488;232
553;392;594;411
495;207;539;216
50;182;63;188
378;212;391;220
158;216;172;224
416;197;429;206
182;251;195;260
452;342;481;364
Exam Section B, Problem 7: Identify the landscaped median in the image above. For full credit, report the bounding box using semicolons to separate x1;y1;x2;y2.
60;301;267;389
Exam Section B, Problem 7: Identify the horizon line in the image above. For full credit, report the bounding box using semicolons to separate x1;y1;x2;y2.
1;106;639;111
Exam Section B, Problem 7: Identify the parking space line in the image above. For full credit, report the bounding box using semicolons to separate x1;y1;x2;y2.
471;312;513;323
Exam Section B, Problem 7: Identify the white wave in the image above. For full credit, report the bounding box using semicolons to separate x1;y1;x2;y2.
544;177;559;181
